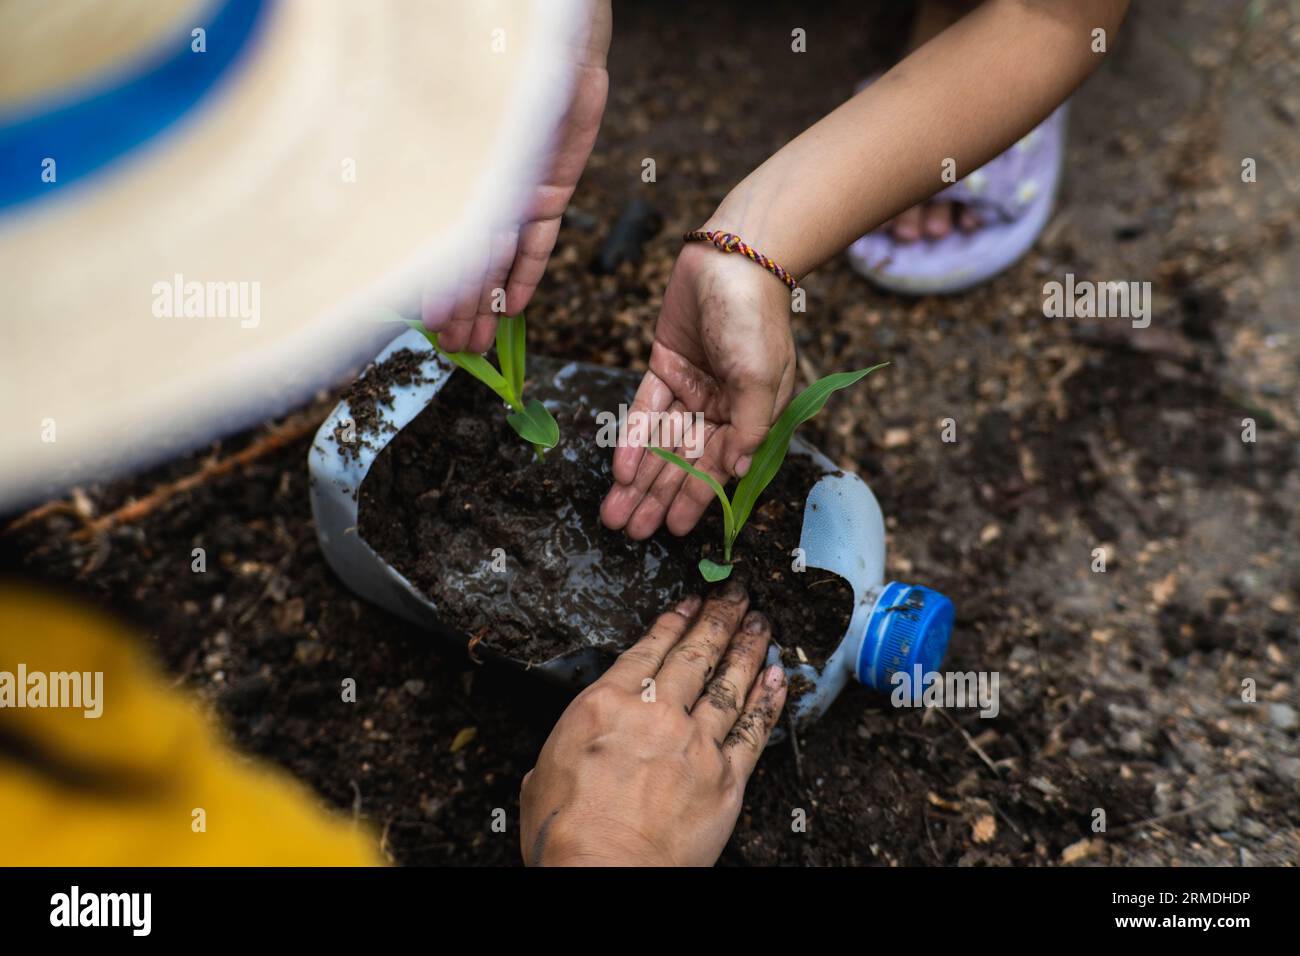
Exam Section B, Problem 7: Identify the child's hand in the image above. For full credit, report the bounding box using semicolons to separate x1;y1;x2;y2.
520;584;787;866
601;242;795;538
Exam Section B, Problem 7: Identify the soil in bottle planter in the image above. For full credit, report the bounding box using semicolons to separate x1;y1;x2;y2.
355;353;854;687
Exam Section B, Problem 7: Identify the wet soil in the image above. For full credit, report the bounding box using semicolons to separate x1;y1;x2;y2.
357;354;855;675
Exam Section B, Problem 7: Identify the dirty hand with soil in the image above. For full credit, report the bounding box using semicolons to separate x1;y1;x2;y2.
601;243;796;539
520;583;788;866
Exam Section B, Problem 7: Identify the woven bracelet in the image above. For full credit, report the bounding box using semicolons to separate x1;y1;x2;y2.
683;229;799;290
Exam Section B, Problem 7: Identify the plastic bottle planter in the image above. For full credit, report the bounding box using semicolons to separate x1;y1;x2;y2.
309;329;956;725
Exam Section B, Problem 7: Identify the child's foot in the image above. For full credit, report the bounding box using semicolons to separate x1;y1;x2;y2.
846;0;1068;294
848;102;1069;294
883;202;981;243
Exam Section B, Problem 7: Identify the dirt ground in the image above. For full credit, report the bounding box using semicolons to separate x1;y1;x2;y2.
4;0;1297;865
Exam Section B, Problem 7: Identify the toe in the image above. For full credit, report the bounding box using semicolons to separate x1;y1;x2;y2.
923;202;953;240
892;206;923;242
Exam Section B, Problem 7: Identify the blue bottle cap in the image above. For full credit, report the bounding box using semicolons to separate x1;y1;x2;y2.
854;581;955;694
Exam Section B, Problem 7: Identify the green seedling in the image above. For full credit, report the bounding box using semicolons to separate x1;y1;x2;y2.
408;314;559;461
652;364;888;582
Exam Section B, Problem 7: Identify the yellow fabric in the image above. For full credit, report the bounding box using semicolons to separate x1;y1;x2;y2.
0;585;381;865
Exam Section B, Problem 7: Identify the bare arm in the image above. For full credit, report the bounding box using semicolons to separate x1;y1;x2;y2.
707;0;1130;275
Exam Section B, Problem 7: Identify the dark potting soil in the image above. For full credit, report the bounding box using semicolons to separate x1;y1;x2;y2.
356;351;855;680
333;348;429;462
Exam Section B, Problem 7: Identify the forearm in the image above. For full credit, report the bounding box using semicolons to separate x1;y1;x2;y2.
705;0;1129;277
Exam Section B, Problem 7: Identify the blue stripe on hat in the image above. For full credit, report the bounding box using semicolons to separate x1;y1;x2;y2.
0;0;268;211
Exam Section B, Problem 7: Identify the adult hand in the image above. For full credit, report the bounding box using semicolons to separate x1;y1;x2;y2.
422;0;611;353
520;582;789;866
600;242;796;539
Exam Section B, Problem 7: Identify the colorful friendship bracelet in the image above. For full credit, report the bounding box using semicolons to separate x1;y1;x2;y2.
683;229;799;290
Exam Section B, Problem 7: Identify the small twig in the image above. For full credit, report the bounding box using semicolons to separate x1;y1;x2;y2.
796;352;823;389
806;575;843;589
438;459;456;497
990;800;1027;841
235;577;276;628
787;710;806;784
78;534;112;578
4;500;79;534
68;409;325;542
349;780;363;821
466;627;487;665
938;708;1001;777
1045;352;1084;420
923;807;943;864
4;486;96;536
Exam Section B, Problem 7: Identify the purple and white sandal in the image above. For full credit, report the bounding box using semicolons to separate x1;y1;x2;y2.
848;100;1069;295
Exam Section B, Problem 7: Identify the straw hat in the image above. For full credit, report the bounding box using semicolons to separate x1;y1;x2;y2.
0;0;585;508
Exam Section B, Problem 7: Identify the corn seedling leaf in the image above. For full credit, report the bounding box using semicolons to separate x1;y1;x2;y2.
698;558;733;582
404;315;559;458
496;313;526;404
406;320;517;409
507;398;559;449
650;448;735;554
730;364;888;534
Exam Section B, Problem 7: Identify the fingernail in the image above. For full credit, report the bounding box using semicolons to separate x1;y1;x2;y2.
718;579;746;603
675;594;702;616
764;664;786;689
743;610;769;634
735;455;752;478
